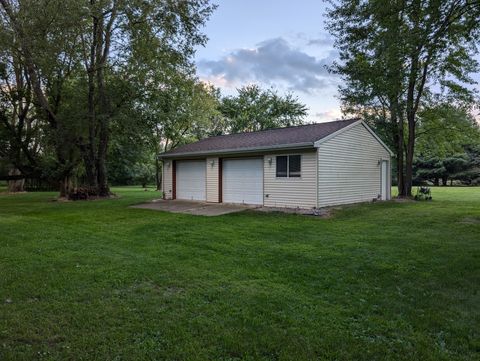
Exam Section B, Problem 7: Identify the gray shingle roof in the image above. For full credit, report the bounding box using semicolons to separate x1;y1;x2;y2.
160;118;359;158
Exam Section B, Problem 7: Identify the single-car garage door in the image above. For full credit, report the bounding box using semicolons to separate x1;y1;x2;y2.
223;158;263;205
176;160;206;201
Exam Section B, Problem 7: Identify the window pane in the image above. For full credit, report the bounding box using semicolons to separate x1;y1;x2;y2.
289;155;301;177
276;156;287;177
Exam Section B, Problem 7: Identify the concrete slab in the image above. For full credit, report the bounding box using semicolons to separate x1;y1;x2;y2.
130;199;255;216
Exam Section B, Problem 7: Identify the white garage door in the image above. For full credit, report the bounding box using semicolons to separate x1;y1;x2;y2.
223;158;263;205
176;160;206;201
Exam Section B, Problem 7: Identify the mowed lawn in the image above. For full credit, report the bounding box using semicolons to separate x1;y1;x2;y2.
0;187;479;361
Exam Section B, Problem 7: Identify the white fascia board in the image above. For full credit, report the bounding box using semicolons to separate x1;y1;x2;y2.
313;120;394;156
158;142;314;159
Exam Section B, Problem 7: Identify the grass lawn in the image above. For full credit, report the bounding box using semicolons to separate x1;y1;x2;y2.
0;187;479;360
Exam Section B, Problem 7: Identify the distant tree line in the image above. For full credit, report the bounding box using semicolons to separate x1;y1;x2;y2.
414;146;480;186
413;103;480;186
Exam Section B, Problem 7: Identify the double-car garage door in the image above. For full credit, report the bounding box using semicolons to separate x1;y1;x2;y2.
175;158;263;205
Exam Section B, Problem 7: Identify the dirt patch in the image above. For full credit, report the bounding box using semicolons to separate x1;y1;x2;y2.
163;286;184;297
391;197;415;203
254;206;334;218
52;194;119;202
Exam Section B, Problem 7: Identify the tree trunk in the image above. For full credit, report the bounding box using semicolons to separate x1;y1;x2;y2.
93;3;114;197
96;130;110;196
80;4;112;198
7;168;24;192
396;113;405;196
95;63;110;197
403;114;415;197
59;176;73;198
85;39;98;190
155;157;161;190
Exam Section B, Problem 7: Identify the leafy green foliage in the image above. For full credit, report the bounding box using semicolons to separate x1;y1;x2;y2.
0;0;217;194
140;74;222;188
220;85;308;133
413;103;480;186
414;186;432;201
416;103;480;158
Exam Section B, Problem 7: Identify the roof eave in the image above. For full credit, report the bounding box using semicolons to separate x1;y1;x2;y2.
158;142;315;159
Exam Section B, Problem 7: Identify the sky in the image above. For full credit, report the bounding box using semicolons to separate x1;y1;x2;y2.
194;0;480;124
194;0;340;123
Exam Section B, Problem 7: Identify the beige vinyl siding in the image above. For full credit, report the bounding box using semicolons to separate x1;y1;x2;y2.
317;123;391;207
163;160;173;199
206;157;219;202
264;151;317;208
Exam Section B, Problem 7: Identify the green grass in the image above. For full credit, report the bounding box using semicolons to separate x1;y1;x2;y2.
0;187;479;361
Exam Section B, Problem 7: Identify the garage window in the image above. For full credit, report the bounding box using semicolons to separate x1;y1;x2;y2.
276;155;301;178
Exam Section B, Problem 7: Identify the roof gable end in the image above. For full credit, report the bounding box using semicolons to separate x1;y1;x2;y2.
313;121;393;156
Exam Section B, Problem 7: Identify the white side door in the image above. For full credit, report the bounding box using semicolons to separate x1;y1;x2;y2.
176;160;206;201
223;158;263;205
381;160;388;200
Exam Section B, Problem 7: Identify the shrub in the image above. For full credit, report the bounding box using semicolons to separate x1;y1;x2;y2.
414;186;432;201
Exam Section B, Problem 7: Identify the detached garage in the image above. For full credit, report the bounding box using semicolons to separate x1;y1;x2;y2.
160;119;393;209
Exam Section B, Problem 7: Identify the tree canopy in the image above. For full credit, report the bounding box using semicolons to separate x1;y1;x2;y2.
326;0;480;196
219;85;308;133
0;0;216;196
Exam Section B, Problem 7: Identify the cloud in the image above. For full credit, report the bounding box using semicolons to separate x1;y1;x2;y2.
315;108;343;122
306;35;333;47
292;32;333;47
197;37;338;94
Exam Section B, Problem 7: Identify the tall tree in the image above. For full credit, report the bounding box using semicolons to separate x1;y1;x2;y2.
220;85;308;133
0;0;216;197
142;73;222;190
327;0;480;196
0;55;42;183
0;0;84;195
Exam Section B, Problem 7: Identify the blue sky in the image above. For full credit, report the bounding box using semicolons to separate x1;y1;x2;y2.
195;1;479;123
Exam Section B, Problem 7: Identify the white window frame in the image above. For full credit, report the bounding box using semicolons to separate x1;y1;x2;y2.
275;154;302;178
